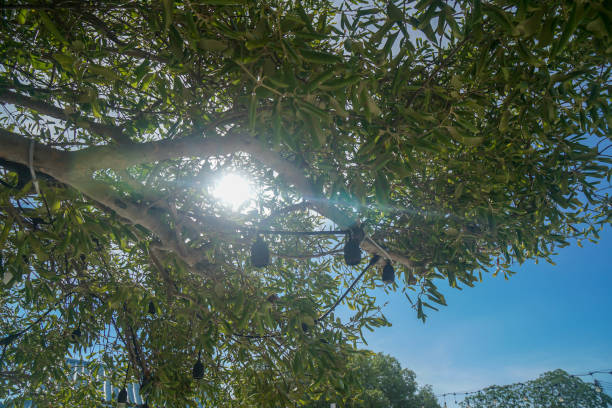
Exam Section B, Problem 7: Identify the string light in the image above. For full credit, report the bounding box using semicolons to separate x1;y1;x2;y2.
382;261;395;284
192;351;204;380
117;361;130;407
117;387;128;407
436;368;612;403
250;236;270;268
148;301;156;315
343;235;362;266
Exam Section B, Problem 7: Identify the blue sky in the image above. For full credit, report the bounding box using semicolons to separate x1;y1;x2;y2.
360;225;612;403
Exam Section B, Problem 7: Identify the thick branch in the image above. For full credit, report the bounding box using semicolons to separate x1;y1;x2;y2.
0;128;207;268
0;127;412;267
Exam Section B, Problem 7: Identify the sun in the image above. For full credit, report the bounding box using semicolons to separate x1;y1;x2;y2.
212;173;254;209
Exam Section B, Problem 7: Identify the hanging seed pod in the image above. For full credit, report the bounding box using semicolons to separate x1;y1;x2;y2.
382;261;395;284
343;237;361;266
250;236;269;268
148;301;156;315
192;358;205;380
117;387;128;405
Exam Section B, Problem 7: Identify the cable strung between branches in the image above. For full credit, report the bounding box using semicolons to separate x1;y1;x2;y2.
251;228;348;236
317;254;380;323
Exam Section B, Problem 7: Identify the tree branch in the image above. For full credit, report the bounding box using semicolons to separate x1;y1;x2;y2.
0;127;413;267
0;89;130;144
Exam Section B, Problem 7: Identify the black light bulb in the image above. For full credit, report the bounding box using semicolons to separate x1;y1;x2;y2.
148;301;156;315
343;237;361;266
117;387;128;404
250;236;269;268
192;358;205;380
382;261;395;284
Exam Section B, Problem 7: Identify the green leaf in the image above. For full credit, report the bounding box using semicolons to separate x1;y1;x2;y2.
300;49;342;65
446;126;484;146
88;64;120;81
52;53;75;72
162;0;173;32
387;2;404;22
198;38;227;51
305;69;335;93
538;17;555;47
374;175;390;205
199;0;246;4
38;10;68;44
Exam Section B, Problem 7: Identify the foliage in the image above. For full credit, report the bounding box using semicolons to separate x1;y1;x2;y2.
0;0;610;407
304;351;440;408
460;369;612;408
304;352;440;408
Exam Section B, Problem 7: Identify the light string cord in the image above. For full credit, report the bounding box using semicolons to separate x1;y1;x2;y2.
317;254;380;323
436;369;612;399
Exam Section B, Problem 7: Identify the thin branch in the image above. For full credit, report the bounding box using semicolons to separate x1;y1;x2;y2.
0;89;130;144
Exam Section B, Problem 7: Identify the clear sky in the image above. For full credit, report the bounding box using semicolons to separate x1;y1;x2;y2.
359;225;612;405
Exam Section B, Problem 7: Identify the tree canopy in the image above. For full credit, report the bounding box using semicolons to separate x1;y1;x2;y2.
0;0;611;406
305;352;440;408
460;369;612;408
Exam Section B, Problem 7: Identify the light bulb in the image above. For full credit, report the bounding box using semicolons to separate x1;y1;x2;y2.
382;261;395;284
250;236;269;268
192;358;205;380
117;387;128;407
343;237;361;266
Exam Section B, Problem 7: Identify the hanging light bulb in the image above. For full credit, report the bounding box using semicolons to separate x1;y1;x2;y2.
343;236;361;266
250;236;269;268
117;387;128;408
148;301;156;315
382;260;395;284
192;356;205;380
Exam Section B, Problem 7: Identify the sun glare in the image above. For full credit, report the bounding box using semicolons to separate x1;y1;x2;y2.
212;174;254;209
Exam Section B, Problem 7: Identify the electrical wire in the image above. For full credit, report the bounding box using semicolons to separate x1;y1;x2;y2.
317;254;381;323
436;369;612;398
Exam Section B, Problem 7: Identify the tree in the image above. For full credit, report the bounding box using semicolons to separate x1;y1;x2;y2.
0;0;610;406
303;352;440;408
460;369;612;408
